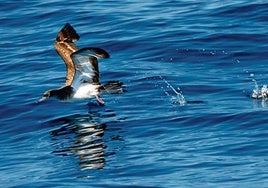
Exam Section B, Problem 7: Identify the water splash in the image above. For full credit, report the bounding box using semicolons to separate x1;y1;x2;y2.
159;76;186;105
251;79;268;100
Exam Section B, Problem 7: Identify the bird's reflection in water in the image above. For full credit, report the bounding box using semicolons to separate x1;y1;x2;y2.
71;121;105;170
50;111;115;170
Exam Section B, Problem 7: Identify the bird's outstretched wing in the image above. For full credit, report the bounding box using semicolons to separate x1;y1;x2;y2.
70;47;110;89
54;23;80;86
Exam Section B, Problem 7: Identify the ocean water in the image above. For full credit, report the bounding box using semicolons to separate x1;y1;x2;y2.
1;0;268;187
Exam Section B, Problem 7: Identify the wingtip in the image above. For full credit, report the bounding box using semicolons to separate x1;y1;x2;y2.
56;23;80;42
72;47;110;59
88;47;110;58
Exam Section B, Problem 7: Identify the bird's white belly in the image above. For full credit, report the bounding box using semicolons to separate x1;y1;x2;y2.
73;84;99;99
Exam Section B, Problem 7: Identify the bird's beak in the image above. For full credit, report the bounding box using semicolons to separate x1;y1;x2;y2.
36;96;48;103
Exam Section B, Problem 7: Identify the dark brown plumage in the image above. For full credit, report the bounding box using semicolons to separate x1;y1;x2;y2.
54;23;79;86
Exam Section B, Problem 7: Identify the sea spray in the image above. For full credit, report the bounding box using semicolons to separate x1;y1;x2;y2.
159;76;186;105
251;79;268;99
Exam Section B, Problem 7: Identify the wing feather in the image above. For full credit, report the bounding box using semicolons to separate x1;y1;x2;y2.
70;48;110;89
54;23;79;86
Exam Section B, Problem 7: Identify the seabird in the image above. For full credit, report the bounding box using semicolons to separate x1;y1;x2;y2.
38;23;123;104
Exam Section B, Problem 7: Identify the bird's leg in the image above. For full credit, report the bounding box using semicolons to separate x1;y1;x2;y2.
95;94;105;105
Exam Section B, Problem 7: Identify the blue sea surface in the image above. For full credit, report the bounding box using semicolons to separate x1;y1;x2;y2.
1;0;268;187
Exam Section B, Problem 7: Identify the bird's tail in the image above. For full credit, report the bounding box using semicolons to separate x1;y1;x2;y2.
56;23;80;42
100;81;125;94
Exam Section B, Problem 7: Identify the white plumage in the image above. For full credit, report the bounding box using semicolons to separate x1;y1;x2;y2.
73;83;99;99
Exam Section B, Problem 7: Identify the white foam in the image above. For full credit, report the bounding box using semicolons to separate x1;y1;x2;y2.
251;79;268;99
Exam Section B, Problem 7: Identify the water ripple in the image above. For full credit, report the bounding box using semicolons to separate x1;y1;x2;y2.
1;0;268;187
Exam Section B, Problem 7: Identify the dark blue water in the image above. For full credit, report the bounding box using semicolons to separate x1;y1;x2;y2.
1;1;268;187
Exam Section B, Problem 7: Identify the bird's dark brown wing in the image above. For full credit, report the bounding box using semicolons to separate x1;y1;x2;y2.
54;23;80;86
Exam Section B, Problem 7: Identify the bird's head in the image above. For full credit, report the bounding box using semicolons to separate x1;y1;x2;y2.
36;90;57;103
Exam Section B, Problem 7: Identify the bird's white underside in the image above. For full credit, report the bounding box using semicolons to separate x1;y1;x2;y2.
73;83;99;99
72;72;99;99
